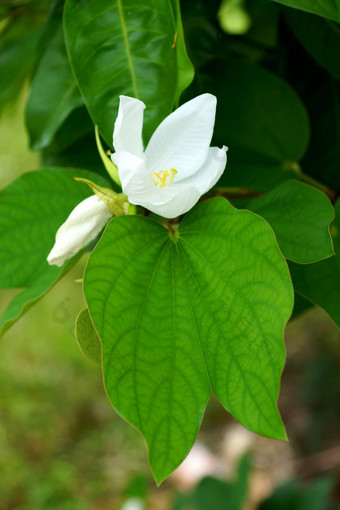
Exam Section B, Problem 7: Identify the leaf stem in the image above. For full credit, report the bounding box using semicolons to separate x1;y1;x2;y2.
284;161;337;201
95;126;121;187
214;186;263;198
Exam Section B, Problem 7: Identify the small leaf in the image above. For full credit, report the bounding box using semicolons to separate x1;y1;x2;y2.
64;0;179;146
26;23;83;150
271;0;340;23
75;308;101;366
248;180;335;263
289;200;340;328
84;198;293;483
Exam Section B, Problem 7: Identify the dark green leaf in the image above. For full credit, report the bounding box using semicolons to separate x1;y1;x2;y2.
172;0;195;105
64;0;179;145
202;60;310;191
272;0;340;23
26;23;83;150
285;9;340;81
75;308;101;366
0;18;42;113
84;198;293;483
248;181;334;263
174;454;251;510
289;200;340;328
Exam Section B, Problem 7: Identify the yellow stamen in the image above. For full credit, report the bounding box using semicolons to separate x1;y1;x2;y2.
151;168;177;187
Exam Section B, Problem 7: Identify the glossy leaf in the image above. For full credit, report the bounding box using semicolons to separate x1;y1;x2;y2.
248;181;334;263
84;198;293;483
26;23;83;150
289;200;340;328
171;0;195;105
202;60;310;190
272;0;340;22
75;308;101;366
64;0;188;146
286;9;340;82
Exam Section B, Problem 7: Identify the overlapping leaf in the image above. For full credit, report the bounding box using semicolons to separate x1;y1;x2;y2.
248;181;334;263
0;168;109;335
289;200;340;328
285;9;340;81
64;0;194;146
26;23;83;150
75;308;101;366
272;0;340;22
84;198;293;483
202;60;310;191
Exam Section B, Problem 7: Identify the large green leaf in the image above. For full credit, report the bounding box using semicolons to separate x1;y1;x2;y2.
26;23;83;150
289;200;340;328
248;181;334;263
0;168;109;288
64;0;193;146
285;9;340;81
84;198;293;483
202;60;310;191
272;0;340;22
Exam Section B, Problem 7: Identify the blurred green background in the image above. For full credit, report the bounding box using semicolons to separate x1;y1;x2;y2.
0;89;339;510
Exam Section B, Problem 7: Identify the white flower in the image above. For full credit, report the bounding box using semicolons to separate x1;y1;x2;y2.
111;94;227;218
47;195;112;267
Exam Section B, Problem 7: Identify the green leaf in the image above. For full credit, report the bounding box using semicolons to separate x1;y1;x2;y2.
248;181;335;263
0;168;108;289
0;168;110;335
84;198;293;483
272;0;340;22
171;0;195;105
64;0;179;145
285;9;340;81
289;200;340;328
75;308;101;366
0;254;82;338
0;18;42;113
203;60;310;191
26;23;83;150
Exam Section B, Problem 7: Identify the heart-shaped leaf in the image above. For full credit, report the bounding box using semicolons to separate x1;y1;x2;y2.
84;198;293;483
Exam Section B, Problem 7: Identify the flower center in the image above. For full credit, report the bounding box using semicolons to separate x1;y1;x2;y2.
150;168;177;187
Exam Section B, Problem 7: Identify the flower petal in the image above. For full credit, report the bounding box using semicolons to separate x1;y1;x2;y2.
47;195;112;266
142;186;202;219
113;95;145;156
176;146;228;195
145;94;217;178
111;150;155;204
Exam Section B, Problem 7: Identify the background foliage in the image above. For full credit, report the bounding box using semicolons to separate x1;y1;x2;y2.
0;0;339;506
